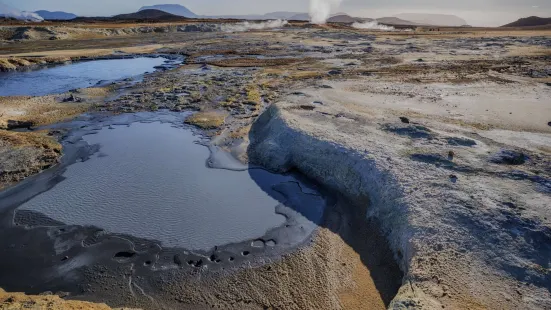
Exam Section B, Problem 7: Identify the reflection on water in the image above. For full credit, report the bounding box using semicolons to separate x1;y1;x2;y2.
0;57;167;96
18;121;324;250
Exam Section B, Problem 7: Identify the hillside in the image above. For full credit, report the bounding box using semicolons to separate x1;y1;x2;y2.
288;13;310;21
0;3;43;21
376;17;420;26
35;10;77;20
327;14;372;23
502;16;551;27
207;12;304;20
112;9;186;21
264;12;303;19
395;13;467;26
139;4;197;18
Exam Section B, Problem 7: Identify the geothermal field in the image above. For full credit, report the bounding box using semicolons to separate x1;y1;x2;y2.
0;2;550;310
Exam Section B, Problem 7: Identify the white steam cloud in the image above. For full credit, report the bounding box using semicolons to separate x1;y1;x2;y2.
0;2;43;21
352;21;396;31
309;0;342;24
222;19;288;32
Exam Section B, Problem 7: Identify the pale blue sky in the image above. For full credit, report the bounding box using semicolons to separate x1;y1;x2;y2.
4;0;550;26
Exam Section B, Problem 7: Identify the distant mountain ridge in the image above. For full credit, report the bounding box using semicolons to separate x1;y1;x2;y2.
139;4;197;18
35;10;77;20
0;3;43;21
288;13;310;21
327;14;369;23
206;11;303;20
394;13;468;26
376;17;421;26
113;9;185;20
502;16;551;27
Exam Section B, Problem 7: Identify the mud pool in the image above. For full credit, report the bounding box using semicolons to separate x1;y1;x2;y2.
0;57;170;97
9;112;327;251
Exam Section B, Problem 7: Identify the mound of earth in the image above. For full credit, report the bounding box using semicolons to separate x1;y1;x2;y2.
502;16;551;27
0;16;16;23
0;288;135;310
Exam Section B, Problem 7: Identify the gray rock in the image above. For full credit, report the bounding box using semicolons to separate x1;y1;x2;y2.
381;123;434;139
490;149;528;165
7;120;34;130
447;137;477;147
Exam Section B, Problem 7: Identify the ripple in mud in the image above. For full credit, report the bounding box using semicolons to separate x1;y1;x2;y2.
15;115;327;251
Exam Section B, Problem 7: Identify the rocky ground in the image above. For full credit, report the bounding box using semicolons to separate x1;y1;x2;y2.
0;24;550;309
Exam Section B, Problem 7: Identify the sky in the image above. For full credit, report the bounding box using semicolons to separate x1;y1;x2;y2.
4;0;551;26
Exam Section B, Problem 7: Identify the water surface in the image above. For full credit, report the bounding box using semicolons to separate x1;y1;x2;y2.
17;121;314;250
0;57;167;97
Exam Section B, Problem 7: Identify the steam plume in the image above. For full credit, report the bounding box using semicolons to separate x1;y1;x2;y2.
352;21;396;31
0;2;43;21
222;19;288;32
309;0;342;24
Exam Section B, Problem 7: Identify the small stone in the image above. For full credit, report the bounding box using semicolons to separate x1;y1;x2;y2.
173;255;183;266
490;149;527;165
7;120;34;130
399;117;410;124
39;291;53;296
548;121;551;127
63;94;82;103
448;151;455;159
449;174;458;183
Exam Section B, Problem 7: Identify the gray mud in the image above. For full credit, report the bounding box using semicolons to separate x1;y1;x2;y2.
0;111;331;302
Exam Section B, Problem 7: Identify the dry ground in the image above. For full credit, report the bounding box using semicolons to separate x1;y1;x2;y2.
0;22;550;309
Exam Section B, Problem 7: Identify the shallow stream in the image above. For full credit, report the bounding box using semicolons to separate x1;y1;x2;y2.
0;57;171;96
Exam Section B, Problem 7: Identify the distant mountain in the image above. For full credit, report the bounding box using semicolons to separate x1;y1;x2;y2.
113;9;185;21
394;13;467;26
209;14;263;19
0;3;43;21
327;14;361;23
376;17;420;26
35;10;77;20
207;12;304;20
263;12;303;19
502;16;551;27
139;4;197;18
288;13;310;21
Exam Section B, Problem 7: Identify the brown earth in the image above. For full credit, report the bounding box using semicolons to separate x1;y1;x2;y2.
0;288;137;310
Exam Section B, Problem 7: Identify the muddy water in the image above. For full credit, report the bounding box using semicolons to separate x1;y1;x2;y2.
0;57;168;96
17;117;325;250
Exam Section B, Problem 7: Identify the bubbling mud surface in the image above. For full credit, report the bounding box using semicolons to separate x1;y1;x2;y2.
15;112;327;251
